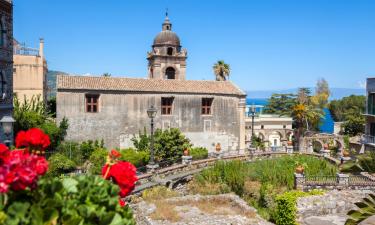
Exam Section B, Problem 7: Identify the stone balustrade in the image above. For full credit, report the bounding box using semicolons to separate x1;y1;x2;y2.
294;173;375;191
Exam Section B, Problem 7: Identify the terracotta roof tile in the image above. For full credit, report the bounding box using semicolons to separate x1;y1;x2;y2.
57;75;246;96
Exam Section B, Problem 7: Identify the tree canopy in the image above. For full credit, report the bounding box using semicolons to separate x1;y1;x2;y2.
213;60;230;81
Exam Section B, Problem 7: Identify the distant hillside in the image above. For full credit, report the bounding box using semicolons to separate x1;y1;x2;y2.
47;70;68;99
246;88;365;100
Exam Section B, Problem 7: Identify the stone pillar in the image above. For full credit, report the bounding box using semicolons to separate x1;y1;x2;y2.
238;97;246;152
182;155;192;165
294;173;305;190
287;146;294;153
336;173;349;186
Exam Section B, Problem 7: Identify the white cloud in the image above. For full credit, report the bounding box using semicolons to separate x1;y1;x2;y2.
358;81;366;89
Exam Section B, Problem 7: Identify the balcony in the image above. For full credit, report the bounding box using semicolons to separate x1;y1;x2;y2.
363;135;375;145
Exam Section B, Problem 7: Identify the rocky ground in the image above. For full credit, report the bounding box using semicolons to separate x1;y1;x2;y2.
131;194;273;225
297;190;374;225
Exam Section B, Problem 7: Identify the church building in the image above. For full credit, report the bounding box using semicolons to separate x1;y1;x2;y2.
56;15;247;153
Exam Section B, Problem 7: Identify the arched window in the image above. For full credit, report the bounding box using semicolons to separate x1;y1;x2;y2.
167;47;173;56
165;67;175;79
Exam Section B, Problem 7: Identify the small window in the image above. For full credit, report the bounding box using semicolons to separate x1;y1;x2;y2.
161;97;173;115
261;125;264;129
283;125;286;129
86;94;99;113
167;47;173;56
202;98;213;115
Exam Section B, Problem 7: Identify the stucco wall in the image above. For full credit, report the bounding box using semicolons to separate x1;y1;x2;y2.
57;90;245;152
13;54;47;102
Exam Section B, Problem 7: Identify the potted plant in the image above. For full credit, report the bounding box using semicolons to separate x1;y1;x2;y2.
183;148;189;156
287;140;293;146
295;161;308;174
215;143;221;152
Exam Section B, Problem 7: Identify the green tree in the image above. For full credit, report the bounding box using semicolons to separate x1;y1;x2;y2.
102;72;111;77
328;95;365;122
213;60;230;81
342;113;365;136
263;93;297;116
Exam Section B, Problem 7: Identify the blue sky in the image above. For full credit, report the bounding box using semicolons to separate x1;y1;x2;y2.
14;0;375;91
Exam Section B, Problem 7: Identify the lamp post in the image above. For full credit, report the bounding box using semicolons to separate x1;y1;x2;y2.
147;105;158;171
250;104;256;139
0;116;15;147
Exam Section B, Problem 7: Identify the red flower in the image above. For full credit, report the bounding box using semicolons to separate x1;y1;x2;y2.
110;149;121;158
102;161;138;199
26;128;51;150
15;131;28;148
0;182;8;193
34;157;48;175
119;198;126;207
0;144;9;160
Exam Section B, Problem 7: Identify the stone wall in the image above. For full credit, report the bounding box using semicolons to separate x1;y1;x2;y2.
57;90;245;151
296;190;373;225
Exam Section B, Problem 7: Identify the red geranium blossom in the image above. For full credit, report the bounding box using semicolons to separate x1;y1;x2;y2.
110;149;121;158
15;128;50;153
0;129;49;193
102;160;138;205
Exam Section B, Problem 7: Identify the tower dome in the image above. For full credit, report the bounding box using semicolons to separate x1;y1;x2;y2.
153;14;180;47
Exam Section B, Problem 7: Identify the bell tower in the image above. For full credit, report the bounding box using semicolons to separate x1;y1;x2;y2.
147;13;187;80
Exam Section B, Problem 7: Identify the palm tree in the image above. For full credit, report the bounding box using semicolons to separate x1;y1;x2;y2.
213;60;230;81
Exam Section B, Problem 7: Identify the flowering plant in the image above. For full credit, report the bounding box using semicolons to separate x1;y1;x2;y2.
0;128;49;193
15;128;50;155
102;149;138;206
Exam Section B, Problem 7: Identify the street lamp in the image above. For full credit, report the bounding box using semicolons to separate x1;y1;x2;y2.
0;116;15;147
147;105;158;171
250;104;256;138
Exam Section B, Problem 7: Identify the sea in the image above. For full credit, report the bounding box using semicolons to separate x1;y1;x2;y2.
246;98;334;133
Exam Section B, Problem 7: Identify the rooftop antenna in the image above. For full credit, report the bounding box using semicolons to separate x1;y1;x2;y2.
166;8;169;17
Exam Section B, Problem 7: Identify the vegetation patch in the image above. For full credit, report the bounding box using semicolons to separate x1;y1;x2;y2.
189;155;337;222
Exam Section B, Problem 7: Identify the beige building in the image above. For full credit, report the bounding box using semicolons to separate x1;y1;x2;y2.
57;15;247;152
245;106;293;150
13;38;47;103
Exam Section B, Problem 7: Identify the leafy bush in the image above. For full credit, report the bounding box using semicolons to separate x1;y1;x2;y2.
120;148;150;167
131;128;192;161
358;152;375;173
46;153;76;177
88;148;108;174
0;176;135;224
55;140;104;166
13;95;69;151
275;190;324;225
190;147;208;160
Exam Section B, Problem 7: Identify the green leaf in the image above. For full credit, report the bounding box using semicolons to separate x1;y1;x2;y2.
63;178;79;193
109;213;124;225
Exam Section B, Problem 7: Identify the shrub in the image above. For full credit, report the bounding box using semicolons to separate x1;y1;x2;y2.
88;148;108;174
275;190;324;225
120;148;150;167
131;128;192;161
56;141;82;164
1;176;135;224
190;147;208;160
46;153;76;177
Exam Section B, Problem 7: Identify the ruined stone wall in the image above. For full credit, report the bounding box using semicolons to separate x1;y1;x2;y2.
57;90;244;152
